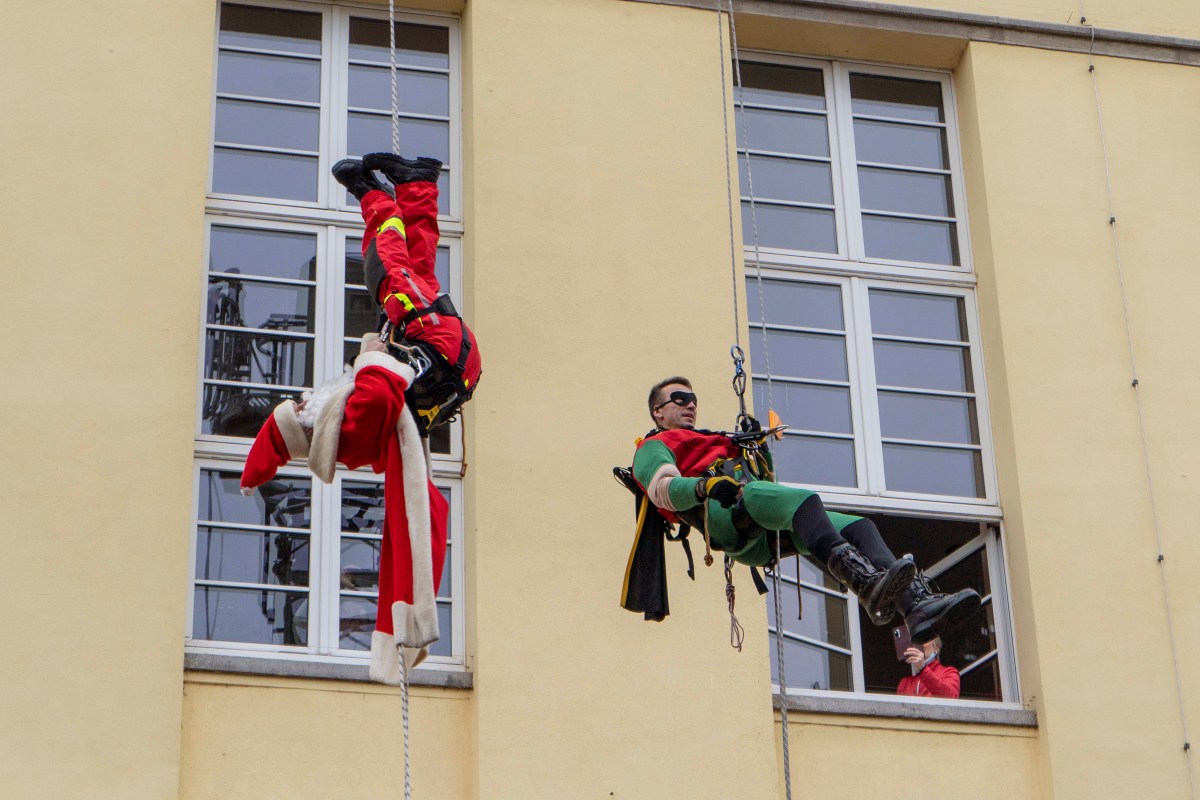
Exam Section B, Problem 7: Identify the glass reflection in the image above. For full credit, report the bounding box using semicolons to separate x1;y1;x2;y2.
348;114;450;163
349;65;449;117
767;582;850;649
196;527;310;586
210;226;317;282
739;155;833;205
854;119;947;170
882;443;983;497
858;167;953;217
207;276;315;332
216;99;320;151
744;203;837;253
878;392;978;445
752;329;848;382
873;340;971;392
201;385;298;437
746;279;843;329
738;62;826;110
772;434;857;488
754;379;853;435
204;329;313;387
849;74;944;122
217;51;321;103
219;4;321;54
862;215;958;266
193;586;308;646
770;635;852;691
738;107;830;157
869;290;964;341
212;148;319;202
349;19;450;69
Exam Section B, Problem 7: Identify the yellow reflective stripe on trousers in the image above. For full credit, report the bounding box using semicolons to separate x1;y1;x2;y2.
378;217;406;238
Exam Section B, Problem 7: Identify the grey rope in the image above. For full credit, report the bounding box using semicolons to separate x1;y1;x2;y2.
398;649;412;800
1084;17;1195;796
389;0;400;154
714;0;741;352
772;536;793;800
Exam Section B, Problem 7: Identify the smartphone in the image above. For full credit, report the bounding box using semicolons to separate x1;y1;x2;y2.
892;625;912;661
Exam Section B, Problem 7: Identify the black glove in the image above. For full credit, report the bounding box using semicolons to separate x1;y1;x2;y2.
699;476;742;509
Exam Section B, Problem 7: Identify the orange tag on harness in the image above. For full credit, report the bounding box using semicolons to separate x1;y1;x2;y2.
768;409;784;440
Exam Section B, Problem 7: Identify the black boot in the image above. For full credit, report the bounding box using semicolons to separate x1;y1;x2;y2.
363;152;442;184
825;543;916;626
900;573;981;644
332;158;391;200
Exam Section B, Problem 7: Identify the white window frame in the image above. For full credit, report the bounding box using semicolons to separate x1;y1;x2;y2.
739;53;974;283
188;0;466;670
745;54;1018;705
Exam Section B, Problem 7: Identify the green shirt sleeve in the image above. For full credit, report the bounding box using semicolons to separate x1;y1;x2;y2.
633;439;702;510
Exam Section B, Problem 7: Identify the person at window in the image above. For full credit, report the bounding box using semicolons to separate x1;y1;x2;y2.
625;377;979;643
897;635;960;698
237;154;482;684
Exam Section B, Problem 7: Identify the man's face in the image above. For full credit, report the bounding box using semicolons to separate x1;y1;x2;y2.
653;383;698;430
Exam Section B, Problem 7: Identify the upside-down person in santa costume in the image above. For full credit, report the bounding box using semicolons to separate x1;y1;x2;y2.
239;154;482;683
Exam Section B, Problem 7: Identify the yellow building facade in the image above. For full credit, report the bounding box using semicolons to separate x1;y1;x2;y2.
2;1;1198;798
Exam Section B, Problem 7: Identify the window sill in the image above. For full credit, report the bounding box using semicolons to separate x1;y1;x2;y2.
776;692;1036;727
184;652;473;690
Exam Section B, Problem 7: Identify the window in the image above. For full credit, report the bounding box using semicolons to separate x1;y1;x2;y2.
188;2;465;670
738;56;1017;702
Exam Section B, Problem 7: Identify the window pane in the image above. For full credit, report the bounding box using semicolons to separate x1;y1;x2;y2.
216;99;319;151
198;469;311;529
201;385;300;438
878;392;978;444
340;538;381;591
338;596;376;651
345;289;378;339
195;527;310;586
754;380;853;435
204;330;313;387
854;119;946;169
208;276;315;332
428;604;453;657
213;148;319;202
873;340;971;392
219;4;321;54
770;635;852;691
773;435;857;488
753;329;847;382
738;108;829;157
349;19;450;69
869;290;965;341
768;583;850;649
217;51;320;103
739;154;833;206
342;480;386;534
193;586;308;645
959;654;1002;701
858;167;952;217
882;443;983;497
210;227;317;282
862;215;958;266
850;74;944;123
348;113;450;163
744;203;837;254
349;65;449;117
747;279;843;329
738;62;825;110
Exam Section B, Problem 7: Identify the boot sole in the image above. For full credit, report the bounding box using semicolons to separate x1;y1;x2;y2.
909;591;982;644
866;559;917;626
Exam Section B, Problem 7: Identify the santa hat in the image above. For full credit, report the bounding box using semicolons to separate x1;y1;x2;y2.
240;400;310;495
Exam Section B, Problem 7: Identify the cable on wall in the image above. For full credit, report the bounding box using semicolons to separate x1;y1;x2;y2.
1080;12;1196;797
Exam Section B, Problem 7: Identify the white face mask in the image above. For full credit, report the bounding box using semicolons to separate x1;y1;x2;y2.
924;650;938;667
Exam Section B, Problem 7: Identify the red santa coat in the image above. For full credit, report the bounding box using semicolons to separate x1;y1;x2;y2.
897;659;961;699
307;350;447;683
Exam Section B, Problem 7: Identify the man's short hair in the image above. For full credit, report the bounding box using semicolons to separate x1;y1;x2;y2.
648;376;692;423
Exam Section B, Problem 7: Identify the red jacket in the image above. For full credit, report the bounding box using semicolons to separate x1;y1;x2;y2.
897;659;960;698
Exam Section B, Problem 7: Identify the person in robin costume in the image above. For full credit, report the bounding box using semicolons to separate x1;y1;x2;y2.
238;154;482;682
622;376;978;644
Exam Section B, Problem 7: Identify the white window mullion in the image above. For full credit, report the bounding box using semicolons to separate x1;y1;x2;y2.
846;590;865;692
328;7;350;211
942;72;974;272
446;16;463;223
821;63;850;260
987;525;1020;702
849;277;885;495
963;288;999;505
830;62;864;262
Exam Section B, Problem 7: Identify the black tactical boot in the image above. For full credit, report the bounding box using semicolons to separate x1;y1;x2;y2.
900;573;981;644
332;158;391;200
363;152;442;184
825;544;916;626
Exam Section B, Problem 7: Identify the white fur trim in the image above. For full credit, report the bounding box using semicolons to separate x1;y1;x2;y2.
361;332;379;353
298;369;354;430
369;631;428;684
368;403;439;683
354;351;416;384
273;400;310;459
308;381;355;484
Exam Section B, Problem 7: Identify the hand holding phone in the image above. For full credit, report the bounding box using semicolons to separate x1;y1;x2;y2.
892;625;913;661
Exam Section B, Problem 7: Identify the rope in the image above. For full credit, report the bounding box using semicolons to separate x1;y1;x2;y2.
772;535;793;800
398;648;412;800
1084;16;1195;796
715;0;741;353
724;556;746;651
389;0;400;154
